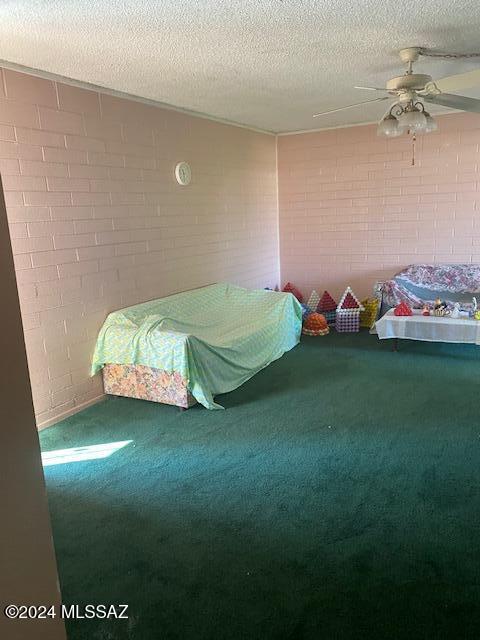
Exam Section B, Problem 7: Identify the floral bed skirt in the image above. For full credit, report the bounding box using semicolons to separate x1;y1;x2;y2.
102;364;196;409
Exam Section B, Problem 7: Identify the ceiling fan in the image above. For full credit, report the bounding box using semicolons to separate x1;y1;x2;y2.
313;47;480;137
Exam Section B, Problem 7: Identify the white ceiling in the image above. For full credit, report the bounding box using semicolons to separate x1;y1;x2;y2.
1;0;480;133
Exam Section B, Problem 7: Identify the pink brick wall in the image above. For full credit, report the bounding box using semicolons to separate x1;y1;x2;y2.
0;68;278;427
278;113;480;301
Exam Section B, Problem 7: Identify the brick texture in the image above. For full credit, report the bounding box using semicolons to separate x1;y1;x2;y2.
0;68;278;427
278;114;480;300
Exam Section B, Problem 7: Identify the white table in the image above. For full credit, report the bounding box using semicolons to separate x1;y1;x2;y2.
375;309;480;349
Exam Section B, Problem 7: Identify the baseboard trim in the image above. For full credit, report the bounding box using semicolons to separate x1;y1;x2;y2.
37;394;106;431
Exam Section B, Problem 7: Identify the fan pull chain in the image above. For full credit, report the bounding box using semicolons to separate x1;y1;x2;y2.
411;132;416;166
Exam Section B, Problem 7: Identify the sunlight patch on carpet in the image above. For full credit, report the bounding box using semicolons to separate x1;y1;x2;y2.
42;440;133;467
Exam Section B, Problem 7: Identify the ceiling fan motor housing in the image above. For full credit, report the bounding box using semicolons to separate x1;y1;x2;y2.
386;74;433;93
399;47;421;64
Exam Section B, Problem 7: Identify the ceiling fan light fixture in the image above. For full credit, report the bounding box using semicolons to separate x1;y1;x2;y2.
316;48;480;139
423;110;438;133
377;114;402;137
398;103;427;131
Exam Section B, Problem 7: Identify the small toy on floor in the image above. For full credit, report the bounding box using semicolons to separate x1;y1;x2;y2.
421;304;430;316
360;297;379;329
302;312;329;336
317;290;337;325
306;289;320;312
336;286;364;332
300;303;311;319
283;282;303;302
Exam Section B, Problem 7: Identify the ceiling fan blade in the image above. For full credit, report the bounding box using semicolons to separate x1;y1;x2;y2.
426;69;480;94
354;85;387;91
424;93;480;113
313;96;390;118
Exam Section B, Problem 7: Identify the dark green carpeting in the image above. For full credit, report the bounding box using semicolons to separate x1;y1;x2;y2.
40;332;480;640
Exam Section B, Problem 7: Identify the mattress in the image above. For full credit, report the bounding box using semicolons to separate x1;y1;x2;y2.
92;283;302;409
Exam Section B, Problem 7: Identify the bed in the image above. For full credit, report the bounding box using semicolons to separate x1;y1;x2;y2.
381;264;480;310
91;283;302;410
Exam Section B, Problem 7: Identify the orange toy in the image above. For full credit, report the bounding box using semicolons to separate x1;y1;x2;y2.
302;312;329;336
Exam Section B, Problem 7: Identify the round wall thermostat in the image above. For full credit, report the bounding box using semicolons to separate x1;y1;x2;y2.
175;161;191;186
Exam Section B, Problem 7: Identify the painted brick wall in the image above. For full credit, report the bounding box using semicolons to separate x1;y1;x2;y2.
278;113;480;301
0;68;278;427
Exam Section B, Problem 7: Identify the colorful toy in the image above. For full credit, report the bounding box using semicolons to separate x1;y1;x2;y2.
282;282;303;302
471;297;478;318
360;297;379;328
302;312;329;336
450;302;460;319
433;298;449;317
394;301;413;316
336;286;364;332
475;310;480;321
300;303;311;319
306;290;320;313
421;304;430;316
317;290;337;325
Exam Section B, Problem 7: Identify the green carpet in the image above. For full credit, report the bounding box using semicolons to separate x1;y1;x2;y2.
40;332;480;640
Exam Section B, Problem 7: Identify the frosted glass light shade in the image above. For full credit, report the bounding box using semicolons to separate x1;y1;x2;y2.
377;115;402;137
424;112;438;133
398;109;427;131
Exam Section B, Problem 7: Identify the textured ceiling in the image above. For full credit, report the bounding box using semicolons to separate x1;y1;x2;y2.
1;1;480;133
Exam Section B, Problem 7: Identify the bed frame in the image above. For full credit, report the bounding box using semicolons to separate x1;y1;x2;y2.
103;363;196;410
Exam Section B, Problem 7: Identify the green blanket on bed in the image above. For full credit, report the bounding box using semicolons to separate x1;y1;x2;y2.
91;283;302;409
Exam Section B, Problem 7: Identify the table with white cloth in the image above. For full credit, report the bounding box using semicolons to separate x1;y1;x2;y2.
375;309;480;347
